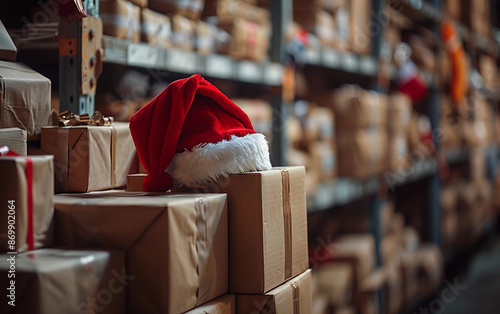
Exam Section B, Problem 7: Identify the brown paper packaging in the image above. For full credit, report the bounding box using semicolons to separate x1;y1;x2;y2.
388;93;412;132
0;127;27;156
388;131;409;173
0;155;54;252
0;61;51;140
54;191;228;314
313;263;353;306
171;14;196;50
185;294;235;314
141;8;171;48
150;0;206;20
309;140;336;182
0;249;109;314
236;269;312;314
127;173;147;191
40;122;137;193
100;0;141;42
204;0;269;24
174;167;309;293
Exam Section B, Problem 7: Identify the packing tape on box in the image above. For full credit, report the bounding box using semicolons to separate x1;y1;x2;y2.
100;2;140;40
281;169;293;280
291;280;300;314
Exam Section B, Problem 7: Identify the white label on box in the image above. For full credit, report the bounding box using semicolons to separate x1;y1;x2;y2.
206;54;234;78
128;44;159;68
322;49;340;68
166;49;197;73
264;63;283;86
237;61;262;83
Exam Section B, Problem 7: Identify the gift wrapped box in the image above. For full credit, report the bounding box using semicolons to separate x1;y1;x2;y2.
185;294;235;314
40;122;136;193
0;61;51;140
0;155;54;252
100;0;141;42
0;127;27;156
0;249;110;314
54;191;228;314
175;166;309;293
141;8;171;48
236;269;312;313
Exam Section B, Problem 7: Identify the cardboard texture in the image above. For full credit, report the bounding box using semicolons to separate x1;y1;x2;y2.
204;0;269;24
150;0;206;20
0;249;109;314
100;0;141;42
127;173;147;191
236;269;312;314
336;128;388;179
388;131;409;173
314;263;353;306
0;61;51;140
303;106;335;142
0;19;17;61
171;14;195;50
349;0;371;55
0;155;54;252
141;8;171;48
195;20;217;55
388;93;412;132
185;294;235;314
175;167;308;293
40;122;136;193
0;127;27;156
54;192;228;314
309;141;336;182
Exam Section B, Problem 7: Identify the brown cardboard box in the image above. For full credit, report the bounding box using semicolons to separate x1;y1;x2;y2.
185;294;235;314
0;61;51;141
382;233;402;265
171;14;196;50
130;0;148;7
175;167;308;293
0;127;27;156
441;211;459;247
470;147;487;181
443;0;460;19
358;268;385;314
388;131;409;173
236;269;312;314
388;93;412;132
309;141;336;182
40;123;136;193
288;149;319;199
415;244;444;298
384;261;403;314
100;0;141;42
463;121;489;148
314;263;353;306
204;0;269;24
315;10;337;48
141;8;171;48
0;249;109;314
0;155;54;252
440;184;458;215
150;0;206;20
127;173;147;191
303;106;335;142
396;251;418;305
54;192;228;314
0;19;16;62
195;20;217;55
479;55;497;89
323;86;387;128
348;0;371;55
336;128;388;179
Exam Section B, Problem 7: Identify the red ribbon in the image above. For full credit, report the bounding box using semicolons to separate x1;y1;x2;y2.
1;146;34;250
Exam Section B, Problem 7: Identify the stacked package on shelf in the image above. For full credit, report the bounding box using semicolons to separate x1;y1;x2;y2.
100;0;141;42
440;182;460;248
141;8;172;48
316;85;387;180
387;93;411;173
149;0;206;20
461;0;491;38
439;95;463;151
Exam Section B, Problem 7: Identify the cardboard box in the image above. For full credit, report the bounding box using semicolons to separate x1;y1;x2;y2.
40;123;137;193
349;0;371;55
357;268;385;314
314;263;353;306
336;128;388;179
384;261;403;314
440;184;458;215
388;93;412;132
396;251;418;306
0;127;27;156
100;0;141;42
303;106;335;142
415;244;443;298
441;211;459;247
195;20;217;55
204;0;269;24
288;149;319;199
0;249;109;314
127;173;147;191
130;0;148;7
479;55;496;89
141;8;171;48
0;19;17;62
0;155;54;252
171;14;196;50
388;131;409;173
175;167;308;293
333;306;356;314
185;294;235;314
54;192;228;314
236;269;312;314
443;0;460;19
150;0;206;20
309;141;336;182
0;61;51;140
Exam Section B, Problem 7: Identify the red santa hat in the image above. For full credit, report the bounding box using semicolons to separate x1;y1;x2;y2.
129;74;272;192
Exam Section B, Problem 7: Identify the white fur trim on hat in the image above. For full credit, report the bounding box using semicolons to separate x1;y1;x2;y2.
168;133;272;187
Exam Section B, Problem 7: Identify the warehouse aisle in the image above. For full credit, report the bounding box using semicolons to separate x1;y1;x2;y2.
439;237;500;314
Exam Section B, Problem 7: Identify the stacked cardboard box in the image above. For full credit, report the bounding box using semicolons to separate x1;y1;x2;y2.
100;0;142;42
461;0;491;38
440;183;460;248
387;93;411;173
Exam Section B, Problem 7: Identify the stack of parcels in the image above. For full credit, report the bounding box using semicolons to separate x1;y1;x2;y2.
440;182;460;248
461;0;491;38
203;0;271;62
463;93;492;149
316;85;387;180
100;0;142;42
439;95;463;151
174;166;312;312
387;93;412;173
292;0;371;55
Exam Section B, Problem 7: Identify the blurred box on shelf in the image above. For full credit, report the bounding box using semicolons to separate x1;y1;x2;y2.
309;141;336;182
357;268;384;314
461;0;491;38
441;211;459;248
470;147;487;181
415;244;443;298
409;34;436;73
0;61;51;141
396;250;418;306
185;294;235;314
462;120;489;148
127;173;147;191
141;8;171;48
232;98;272;141
288;148;319;199
313;263;353;307
384;261;403;314
174;167;308;294
204;0;269;25
100;0;141;42
236;269;312;313
0;155;54;253
287;116;303;149
195;20;217;54
0;249;111;314
479;55;496;89
41;123;137;193
129;0;148;7
149;0;205;20
301;106;335;143
443;0;460;20
440;183;458;215
54;192;228;314
171;14;196;50
388;93;412;132
440;118;463;150
348;0;371;55
0;19;16;62
388;131;409;173
336;128;387;179
0;127;27;156
311;293;330;314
